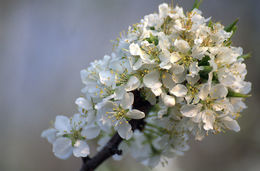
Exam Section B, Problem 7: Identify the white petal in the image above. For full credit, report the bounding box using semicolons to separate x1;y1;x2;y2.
71;113;85;130
125;76;140;91
192;111;202;123
212;99;229;111
180;104;201;117
210;84;228;99
162;94;175;107
109;60;124;73
144;88;157;105
170;84;188;97
54;115;71;133
142;155;161;168
121;92;134;109
97;101;116;126
162;72;176;89
133;58;143;70
159;3;169;18
81;125;100;139
222;117;240;132
41;128;57;144
80;69;89;85
97;136;110;151
170;52;182;63
239;81;251;94
159;61;172;69
99;71;115;87
202;110;215;130
143;70;162;89
113;154;123;161
174;39;190;53
172;71;186;83
151;87;162;96
75;97;92;110
144;13;160;27
126;109;145;119
189;62;200;76
114;87;126;100
185;94;193;104
186;74;200;85
72;113;81;124
218;71;236;86
192;46;208;60
86;110;96;124
171;64;185;75
115;121;133;140
198;84;210;100
195;129;205;141
230;98;247;113
53;137;72;159
97;99;113;109
73;140;90;157
129;43;141;56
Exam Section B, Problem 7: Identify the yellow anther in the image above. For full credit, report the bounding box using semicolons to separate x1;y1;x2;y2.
162;74;166;79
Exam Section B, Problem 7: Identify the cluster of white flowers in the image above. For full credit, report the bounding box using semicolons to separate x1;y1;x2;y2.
42;3;251;168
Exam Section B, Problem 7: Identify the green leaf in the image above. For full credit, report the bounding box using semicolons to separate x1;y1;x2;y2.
192;0;203;10
224;40;232;46
224;25;237;46
202;66;213;73
224;22;238;46
224;18;239;32
198;55;210;66
145;34;159;46
212;72;219;84
208;20;213;29
227;88;251;98
231;25;237;35
238;53;251;60
199;66;212;80
149;26;155;30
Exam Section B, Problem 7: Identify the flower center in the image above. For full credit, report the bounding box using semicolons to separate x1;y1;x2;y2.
106;106;128;122
181;55;194;67
187;84;198;97
115;69;130;85
201;98;213;109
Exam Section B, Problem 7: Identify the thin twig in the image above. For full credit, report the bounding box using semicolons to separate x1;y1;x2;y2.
80;90;151;171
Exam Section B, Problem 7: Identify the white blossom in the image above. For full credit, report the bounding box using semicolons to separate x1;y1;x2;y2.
99;92;145;140
42;2;251;168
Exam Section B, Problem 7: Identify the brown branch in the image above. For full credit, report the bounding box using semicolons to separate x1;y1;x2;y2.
80;90;151;171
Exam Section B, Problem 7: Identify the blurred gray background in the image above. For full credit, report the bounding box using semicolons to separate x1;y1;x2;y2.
0;0;259;171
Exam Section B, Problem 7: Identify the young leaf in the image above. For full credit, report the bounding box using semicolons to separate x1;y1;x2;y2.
208;20;213;29
198;55;210;66
145;34;159;46
199;66;212;80
224;18;239;32
192;0;203;10
238;53;251;60
224;24;237;46
212;72;219;84
227;88;251;98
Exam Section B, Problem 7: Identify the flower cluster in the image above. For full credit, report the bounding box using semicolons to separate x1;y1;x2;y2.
42;2;251;168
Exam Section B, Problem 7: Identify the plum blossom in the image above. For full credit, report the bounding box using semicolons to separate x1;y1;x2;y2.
42;2;251;169
99;92;145;140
